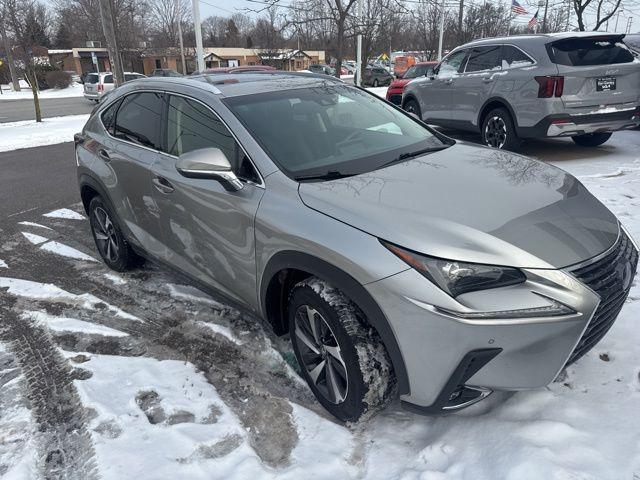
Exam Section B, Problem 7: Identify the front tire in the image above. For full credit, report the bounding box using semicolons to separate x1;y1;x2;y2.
288;277;395;422
372;79;379;87
481;107;520;151
403;98;422;119
572;132;612;147
88;196;143;272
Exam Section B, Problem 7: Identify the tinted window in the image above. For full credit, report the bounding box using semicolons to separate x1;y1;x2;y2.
465;46;502;72
225;84;446;178
114;92;163;149
124;74;143;82
438;50;467;77
166;95;257;181
86;73;99;84
404;65;433;78
103;74;113;84
100;99;121;134
502;45;534;68
549;37;634;66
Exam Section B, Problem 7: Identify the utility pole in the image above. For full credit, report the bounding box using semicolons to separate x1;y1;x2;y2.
438;0;445;60
99;0;125;85
614;11;621;31
356;0;362;86
192;0;205;73
176;0;187;74
458;0;464;42
0;23;20;91
542;0;549;32
626;17;633;33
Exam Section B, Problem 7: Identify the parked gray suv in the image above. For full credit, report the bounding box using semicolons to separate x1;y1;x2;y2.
403;32;640;150
76;72;638;421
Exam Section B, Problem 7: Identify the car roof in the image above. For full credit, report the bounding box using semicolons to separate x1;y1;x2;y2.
463;31;627;48
131;71;343;98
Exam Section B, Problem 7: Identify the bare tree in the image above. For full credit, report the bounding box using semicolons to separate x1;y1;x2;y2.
0;9;22;91
572;0;622;30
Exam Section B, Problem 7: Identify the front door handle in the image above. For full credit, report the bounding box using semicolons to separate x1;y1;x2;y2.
152;176;175;194
98;148;111;162
482;76;494;83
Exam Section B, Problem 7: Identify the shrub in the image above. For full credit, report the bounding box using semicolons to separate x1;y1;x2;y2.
45;70;73;89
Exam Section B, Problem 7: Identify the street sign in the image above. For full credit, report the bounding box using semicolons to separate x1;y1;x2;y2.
91;52;98;65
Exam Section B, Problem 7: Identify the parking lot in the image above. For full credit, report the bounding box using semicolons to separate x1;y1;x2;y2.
1;91;639;477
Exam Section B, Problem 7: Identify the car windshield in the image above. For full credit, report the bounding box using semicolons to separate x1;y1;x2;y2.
225;84;448;179
403;65;431;78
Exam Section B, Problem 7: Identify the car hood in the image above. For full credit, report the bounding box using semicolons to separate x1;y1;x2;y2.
298;143;619;269
389;78;411;88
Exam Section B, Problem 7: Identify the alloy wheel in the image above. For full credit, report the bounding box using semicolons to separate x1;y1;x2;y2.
91;207;120;263
484;115;507;148
294;305;349;404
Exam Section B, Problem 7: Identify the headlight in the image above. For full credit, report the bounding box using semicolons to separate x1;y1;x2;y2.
381;241;526;297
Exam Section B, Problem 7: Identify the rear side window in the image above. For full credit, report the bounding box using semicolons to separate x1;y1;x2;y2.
548;37;634;66
465;46;502;72
502;46;534;68
103;74;113;84
124;74;143;82
114;92;163;150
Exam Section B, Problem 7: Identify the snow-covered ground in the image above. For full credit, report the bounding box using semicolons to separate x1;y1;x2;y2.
0;82;84;100
0;114;89;152
0;112;639;478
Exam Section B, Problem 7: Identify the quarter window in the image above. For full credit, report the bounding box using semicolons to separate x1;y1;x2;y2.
166;95;258;182
502;46;534;68
465;46;502;72
100;98;122;134
113;92;163;150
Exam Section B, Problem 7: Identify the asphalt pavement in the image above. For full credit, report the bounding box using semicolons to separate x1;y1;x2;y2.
0;142;79;226
0;96;94;123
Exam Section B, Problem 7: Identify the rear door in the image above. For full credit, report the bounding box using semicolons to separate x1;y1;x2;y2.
547;35;640;113
453;45;502;125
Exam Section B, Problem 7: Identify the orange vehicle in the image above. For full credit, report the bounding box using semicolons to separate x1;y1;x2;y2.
393;55;416;78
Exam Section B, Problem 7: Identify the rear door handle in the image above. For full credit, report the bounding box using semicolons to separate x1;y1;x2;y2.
152;176;175;194
98;148;110;161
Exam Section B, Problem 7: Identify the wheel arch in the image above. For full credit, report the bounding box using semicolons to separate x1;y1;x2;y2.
79;173;111;215
478;97;518;130
260;250;410;395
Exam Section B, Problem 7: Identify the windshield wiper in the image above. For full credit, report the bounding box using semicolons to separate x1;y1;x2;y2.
379;145;450;169
295;170;355;182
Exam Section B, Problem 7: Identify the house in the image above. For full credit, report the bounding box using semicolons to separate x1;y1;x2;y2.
48;47;111;75
203;48;325;71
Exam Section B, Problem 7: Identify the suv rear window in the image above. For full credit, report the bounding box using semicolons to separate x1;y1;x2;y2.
85;74;99;84
548;37;634;66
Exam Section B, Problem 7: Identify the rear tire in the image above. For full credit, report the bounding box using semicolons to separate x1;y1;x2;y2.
373;79;379;87
88;196;143;272
288;277;395;422
403;98;422;119
572;132;612;147
481;107;520;151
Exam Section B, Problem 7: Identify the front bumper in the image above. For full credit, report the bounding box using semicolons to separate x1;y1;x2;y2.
366;230;637;413
386;88;403;105
519;107;640;138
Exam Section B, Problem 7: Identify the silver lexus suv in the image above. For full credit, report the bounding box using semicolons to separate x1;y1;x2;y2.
403;32;640;150
75;72;638;421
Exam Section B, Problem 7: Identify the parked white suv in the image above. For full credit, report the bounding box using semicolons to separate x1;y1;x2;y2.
83;72;146;102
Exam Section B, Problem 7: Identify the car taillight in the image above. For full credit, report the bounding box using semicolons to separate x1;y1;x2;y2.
535;76;564;98
98;84;104;92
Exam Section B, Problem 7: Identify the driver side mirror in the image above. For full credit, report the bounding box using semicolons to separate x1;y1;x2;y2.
176;147;243;192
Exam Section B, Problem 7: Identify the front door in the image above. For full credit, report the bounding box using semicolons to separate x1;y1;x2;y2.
150;94;265;306
418;49;467;123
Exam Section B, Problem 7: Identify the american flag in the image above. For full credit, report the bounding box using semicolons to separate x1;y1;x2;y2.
528;9;539;28
511;0;528;15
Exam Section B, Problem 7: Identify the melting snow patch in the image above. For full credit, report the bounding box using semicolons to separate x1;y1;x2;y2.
17;221;52;230
40;241;98;262
43;208;85;220
0;277;141;322
198;322;242;345
103;273;127;286
21;231;49;245
0;259;7;268
23;310;129;337
166;283;226;308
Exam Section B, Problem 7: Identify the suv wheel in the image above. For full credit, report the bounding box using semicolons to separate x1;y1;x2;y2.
572;132;612;147
482;107;520;151
88;196;143;271
288;277;395;422
403;98;422;119
372;79;379;87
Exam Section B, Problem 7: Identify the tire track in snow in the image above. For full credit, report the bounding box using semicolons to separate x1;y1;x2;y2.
0;297;99;480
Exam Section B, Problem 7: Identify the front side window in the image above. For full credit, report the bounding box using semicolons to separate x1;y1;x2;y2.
225;84;448;179
549;37;634;66
502;45;534;68
465;46;502;72
114;92;163;149
438;50;467;78
166;95;258;182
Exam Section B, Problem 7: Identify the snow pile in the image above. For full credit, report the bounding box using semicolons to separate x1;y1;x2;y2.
0;82;85;100
0;114;89;152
